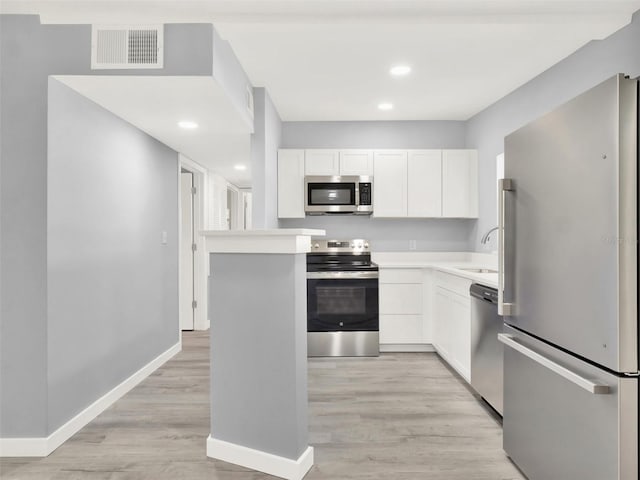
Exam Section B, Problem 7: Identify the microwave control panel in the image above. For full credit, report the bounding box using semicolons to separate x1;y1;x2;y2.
359;183;372;205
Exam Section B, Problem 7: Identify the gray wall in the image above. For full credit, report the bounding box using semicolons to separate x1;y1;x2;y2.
279;121;474;251
209;253;308;459
212;27;255;130
47;79;179;431
251;88;282;229
0;15;212;437
466;10;640;252
281;120;466;149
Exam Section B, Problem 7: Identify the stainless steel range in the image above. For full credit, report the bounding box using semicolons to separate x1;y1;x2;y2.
306;239;379;357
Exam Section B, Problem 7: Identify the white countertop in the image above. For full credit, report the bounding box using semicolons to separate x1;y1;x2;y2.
201;229;326;254
373;252;499;288
201;229;326;237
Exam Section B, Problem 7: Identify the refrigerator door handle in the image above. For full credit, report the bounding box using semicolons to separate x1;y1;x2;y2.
498;178;515;316
498;334;611;394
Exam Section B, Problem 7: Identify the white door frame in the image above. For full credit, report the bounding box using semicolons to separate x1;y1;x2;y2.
179;154;209;331
179;170;195;330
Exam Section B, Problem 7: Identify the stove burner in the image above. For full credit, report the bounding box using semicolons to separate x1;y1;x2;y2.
307;238;377;272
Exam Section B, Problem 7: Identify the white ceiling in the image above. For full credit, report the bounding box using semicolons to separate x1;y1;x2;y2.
54;76;253;186
4;1;640;187
4;0;640;122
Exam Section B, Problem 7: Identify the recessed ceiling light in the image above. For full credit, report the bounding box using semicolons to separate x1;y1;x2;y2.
390;65;411;76
378;102;394;111
234;164;247;171
178;120;198;129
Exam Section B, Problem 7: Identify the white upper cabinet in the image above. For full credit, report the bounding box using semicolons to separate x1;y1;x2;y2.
442;149;478;218
276;148;477;219
305;149;373;176
277;149;305;218
373;150;408;217
339;150;373;176
304;149;339;176
407;150;443;217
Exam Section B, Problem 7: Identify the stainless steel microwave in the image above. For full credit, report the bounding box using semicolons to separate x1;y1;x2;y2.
304;175;373;215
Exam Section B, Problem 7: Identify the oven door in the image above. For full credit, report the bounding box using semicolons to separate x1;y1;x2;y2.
307;272;379;332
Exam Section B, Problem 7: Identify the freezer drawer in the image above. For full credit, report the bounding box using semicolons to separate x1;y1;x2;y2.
501;325;638;480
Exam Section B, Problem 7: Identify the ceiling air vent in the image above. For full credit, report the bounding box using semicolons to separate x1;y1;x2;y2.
91;25;164;69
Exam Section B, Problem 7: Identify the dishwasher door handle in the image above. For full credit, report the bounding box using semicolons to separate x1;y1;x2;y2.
498;334;610;395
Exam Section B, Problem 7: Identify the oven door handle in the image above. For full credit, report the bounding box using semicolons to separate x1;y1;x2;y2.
307;271;379;279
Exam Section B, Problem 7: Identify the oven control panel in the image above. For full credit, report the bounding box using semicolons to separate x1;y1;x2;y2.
311;239;370;253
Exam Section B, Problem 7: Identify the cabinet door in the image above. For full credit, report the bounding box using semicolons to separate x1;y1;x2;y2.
408;150;442;217
422;269;434;344
434;287;453;361
304;149;339;176
277;149;305;218
373;151;408;217
380;315;423;344
379;284;422;314
449;292;471;382
442;149;478;218
339;150;373;176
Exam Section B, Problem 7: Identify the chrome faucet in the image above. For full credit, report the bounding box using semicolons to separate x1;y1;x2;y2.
481;226;499;244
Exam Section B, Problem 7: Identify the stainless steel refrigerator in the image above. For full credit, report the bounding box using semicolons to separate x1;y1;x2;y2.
497;74;638;480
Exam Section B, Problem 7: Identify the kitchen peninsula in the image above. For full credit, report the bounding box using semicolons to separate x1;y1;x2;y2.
202;229;324;480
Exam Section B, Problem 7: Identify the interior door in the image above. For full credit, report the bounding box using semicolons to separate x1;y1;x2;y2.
180;171;195;331
502;74;637;372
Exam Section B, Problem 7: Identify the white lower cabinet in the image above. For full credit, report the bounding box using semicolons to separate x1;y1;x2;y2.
378;265;478;384
379;284;422;314
432;272;472;382
379;315;423;344
379;268;430;351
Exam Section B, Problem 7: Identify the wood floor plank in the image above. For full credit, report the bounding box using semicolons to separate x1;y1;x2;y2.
0;331;524;479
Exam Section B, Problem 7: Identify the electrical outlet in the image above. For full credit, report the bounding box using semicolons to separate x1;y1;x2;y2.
409;240;417;250
161;231;168;245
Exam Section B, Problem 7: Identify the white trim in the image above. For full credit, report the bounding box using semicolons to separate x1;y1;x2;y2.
207;436;313;480
380;344;436;353
179;154;208;331
0;341;181;457
0;438;49;458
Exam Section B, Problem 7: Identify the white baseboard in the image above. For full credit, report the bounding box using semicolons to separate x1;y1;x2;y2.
207;436;314;480
380;344;436;353
0;340;182;457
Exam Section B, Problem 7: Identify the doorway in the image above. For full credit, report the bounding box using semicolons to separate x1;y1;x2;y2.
179;156;209;332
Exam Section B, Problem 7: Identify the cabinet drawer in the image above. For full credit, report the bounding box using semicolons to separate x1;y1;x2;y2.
435;271;472;297
379;268;423;284
379;284;422;314
380;315;423;344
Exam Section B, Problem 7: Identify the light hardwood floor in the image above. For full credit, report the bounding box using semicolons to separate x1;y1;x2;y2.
0;331;524;480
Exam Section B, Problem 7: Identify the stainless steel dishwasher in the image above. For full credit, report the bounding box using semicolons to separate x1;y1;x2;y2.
470;283;503;415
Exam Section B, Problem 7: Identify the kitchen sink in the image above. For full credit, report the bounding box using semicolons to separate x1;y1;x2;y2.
458;268;498;274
